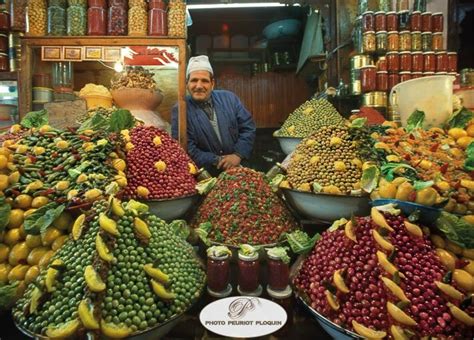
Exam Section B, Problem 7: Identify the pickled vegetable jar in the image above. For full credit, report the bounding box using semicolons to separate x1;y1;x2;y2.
206;246;231;296
128;4;147;36
237;248;260;295
266;247;290;291
26;0;47;36
47;5;66;36
67;5;86;36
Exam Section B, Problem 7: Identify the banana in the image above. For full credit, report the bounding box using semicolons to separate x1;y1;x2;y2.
377;251;405;278
333;269;349;293
390;325;409;340
404;221;423;238
151;280;176;300
84;265;106;292
99;213;119;236
387;301;417;326
78;299;99;330
351;320;386;339
96;234;115;263
435;281;464;300
372;229;395;251
344;220;356;242
143;264;170;284
72;214;86;241
447;302;474;326
134;217;151;239
381;276;409;302
111;197;125;217
453;269;474;292
371;207;394;231
435;248;456;271
324;290;339;311
46;319;80;339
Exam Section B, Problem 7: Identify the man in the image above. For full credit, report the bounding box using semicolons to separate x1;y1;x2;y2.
172;55;256;174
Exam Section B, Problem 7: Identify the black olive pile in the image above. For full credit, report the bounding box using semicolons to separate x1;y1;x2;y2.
276;99;345;138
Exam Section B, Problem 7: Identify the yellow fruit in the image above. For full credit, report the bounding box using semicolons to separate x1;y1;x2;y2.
8;171;20;185
154;160;167;172
462;215;474;226
31;196;49;208
45;259;63;292
374;142;391;152
377;251;405;278
371;207;394;231
38;250;55;268
0;263;12;283
99;213;119;236
72;214;86;240
46;319;80;339
372;229;394;251
52;235;69;251
457;136;473;148
436;180;451;192
111;198;125;217
344;220;356;242
78;299;100;330
55;180;70;191
351;320;386;339
84;188;102;202
453;269;474;292
386;155;401;163
430;234;445;249
151;279;176;300
7;209;24;229
188;162;197;175
466;124;474;137
14;194;32;209
415;187;438;206
392;177;409;186
53;212;72;231
41;227;62;246
387;301;417;326
101;320;132;339
8;242;30;266
134;217;151;239
381;277;410;302
15;144;28;154
18;224;27;239
310;156;320;165
447;302;474;326
404;221;423;238
32;146;46;155
333;269;349;294
435;281;464;300
460;179;474;191
24;208;37;218
112;159;126;172
125;142;134;151
0;154;7;169
25;180;43;192
330;137;342;146
0;174;9;190
298;183;311;192
0;244;9;263
435;248;456;270
390;325;409;340
29;287;42;314
448;127;468;140
96;234;115;263
136;186;150;198
24;265;40;284
325;290;339;310
153;136;162;146
445;240;463;255
4;228;22;246
8;264;30;281
25;235;42;248
114;175;127;187
351;158;362;168
379;182;398;199
27;247;49;265
143;264;170;284
395;181;414;201
463;260;474;276
55;140;69;149
463;248;474;260
76;174;88;183
0;146;10;156
84;265;106;292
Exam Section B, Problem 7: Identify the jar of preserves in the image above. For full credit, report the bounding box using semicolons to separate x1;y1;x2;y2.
387;51;400;72
266;247;290;292
400;51;412;71
398;10;410;31
67;4;86;36
386;11;398;31
206;246;232;297
361;65;377;93
47;5;66;36
387;31;399;51
0;33;7;52
353;16;363;54
412;72;423;79
435;51;448;72
128;2;147;36
26;0;47;36
0;10;9;32
399;30;411;51
108;0;127;35
421;31;432;51
376;56;387;71
423;51;436;72
388;72;400;89
432;32;443;51
421;12;432;32
432;12;443;33
410;11;421;31
87;0;106;35
362;31;376;54
376;71;388;91
399;71;412;82
374;11;386;31
0;52;8;71
237;246;262;296
10;0;26;31
167;0;186;37
447;52;457;72
376;31;387;55
362;11;374;32
148;0;167;36
411;31;422;51
411;51;424;72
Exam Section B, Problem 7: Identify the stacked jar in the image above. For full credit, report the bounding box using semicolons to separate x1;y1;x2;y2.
87;0;106;35
128;0;146;36
266;247;292;298
148;0;167;36
10;0;26;32
26;0;47;36
107;0;127;35
0;1;7;72
8;32;22;71
67;0;86;35
237;246;262;297
206;246;232;298
350;55;373;95
167;0;186;38
47;0;67;36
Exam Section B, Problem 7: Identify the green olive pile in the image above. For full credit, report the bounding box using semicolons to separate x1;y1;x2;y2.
285;126;364;195
13;198;206;338
276;99;345;138
77;107;115;124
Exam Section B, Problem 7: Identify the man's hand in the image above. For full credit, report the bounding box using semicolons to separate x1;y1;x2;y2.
217;154;241;170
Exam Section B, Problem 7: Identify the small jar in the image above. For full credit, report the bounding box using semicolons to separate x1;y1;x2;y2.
387;31;399;51
376;71;388;91
47;5;66;36
374;11;386;31
423;51;436;72
363;31;376;54
432;32;443;51
0;52;8;71
432;12;443;33
26;0;47;36
400;51;412;71
435;51;448;72
413;0;427;12
67;4;86;36
361;65;377;93
353;16;363;54
388;72;400;89
107;1;127;35
267;250;290;291
387;51;400;72
412;51;424;72
87;0;106;35
237;249;261;295
410;11;422;31
376;31;387;55
206;246;231;296
0;34;7;53
148;0;167;36
376;56;387;71
411;31;422;51
128;3;147;36
421;12;432;32
399;30;411;51
421;32;432;52
398;10;410;31
447;52;457;72
10;0;27;31
362;11;374;32
0;10;9;32
400;71;412;82
386;11;398;31
412;72;423;79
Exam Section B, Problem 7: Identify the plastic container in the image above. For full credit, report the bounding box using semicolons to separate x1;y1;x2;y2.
33;86;54;102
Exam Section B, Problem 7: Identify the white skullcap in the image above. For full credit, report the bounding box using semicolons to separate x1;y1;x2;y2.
186;55;214;78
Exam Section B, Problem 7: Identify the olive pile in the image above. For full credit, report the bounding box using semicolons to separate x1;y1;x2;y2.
110;66;159;91
13;198;206;338
77;107;116;124
277;99;345;138
285;126;364;195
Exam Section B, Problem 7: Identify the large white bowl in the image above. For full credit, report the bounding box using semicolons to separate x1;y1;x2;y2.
263;19;302;40
275;136;303;155
144;194;199;222
281;188;370;223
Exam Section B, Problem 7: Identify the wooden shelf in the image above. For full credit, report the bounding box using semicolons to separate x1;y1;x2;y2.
0;71;19;81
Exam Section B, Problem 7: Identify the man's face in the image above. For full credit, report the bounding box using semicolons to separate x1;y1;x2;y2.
187;71;214;102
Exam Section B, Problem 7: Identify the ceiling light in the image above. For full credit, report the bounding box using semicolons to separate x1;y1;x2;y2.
188;3;300;10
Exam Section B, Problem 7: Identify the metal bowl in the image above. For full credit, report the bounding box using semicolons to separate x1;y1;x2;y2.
142;194;200;222
372;199;442;225
274;135;303;155
281;188;370;223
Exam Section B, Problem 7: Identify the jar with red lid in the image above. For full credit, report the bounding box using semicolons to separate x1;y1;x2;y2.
148;0;167;36
400;51;412;71
88;0;106;35
412;72;423;79
374;11;386;31
423;51;436;72
435;51;448;72
421;32;432;51
399;31;411;51
387;31;399;51
107;0;127;35
376;56;387;71
387;51;400;72
399;71;412;82
421;12;432;32
412;51;424;72
206;246;232;297
432;12;443;33
376;31;387;55
361;65;377;93
388;72;400;89
0;52;8;71
447;52;457;72
0;10;9;31
411;31;422;51
0;34;7;53
410;11;421;31
376;71;388;91
363;31;376;54
386;11;398;31
398;10;410;31
362;11;374;32
432;32;443;51
266;247;290;292
237;247;261;296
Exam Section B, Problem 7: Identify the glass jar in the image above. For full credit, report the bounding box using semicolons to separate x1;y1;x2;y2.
0;33;6;52
435;51;448;72
421;31;432;51
267;255;290;291
399;71;411;82
388;72;400;89
386;11;398;31
376;71;388;91
423;51;436;72
168;0;186;38
357;0;369;15
376;56;387;71
87;0;106;35
107;3;127;35
421;12;432;32
376;31;387;55
374;11;386;32
423;71;435;77
413;0;426;12
447;52;457;72
26;0;47;36
207;254;230;294
128;4;147;36
399;30;411;51
52;61;73;92
399;51;412;71
0;10;9;32
362;11;374;32
432;12;443;33
398;10;410;31
387;31;399;51
10;0;26;31
412;51;424;72
0;52;8;71
67;5;86;35
237;251;261;295
47;5;66;36
410;11;421;31
353;16;363;54
432;32;443;51
387;52;400;72
396;0;408;11
149;0;167;36
378;0;390;12
362;31;376;54
411;31;422;51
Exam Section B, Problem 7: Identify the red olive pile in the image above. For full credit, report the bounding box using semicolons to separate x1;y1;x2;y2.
124;126;197;200
294;209;474;339
192;167;298;246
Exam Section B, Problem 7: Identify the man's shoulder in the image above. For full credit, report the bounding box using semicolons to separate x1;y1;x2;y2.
212;90;239;101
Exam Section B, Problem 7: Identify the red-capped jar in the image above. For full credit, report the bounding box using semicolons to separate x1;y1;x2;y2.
447;52;457;72
362;11;375;32
374;11;386;31
376;71;388;91
87;0;107;36
361;65;377;93
410;11;422;31
421;12;432;32
398;10;410;31
432;12;443;33
412;72;423;79
432;32;443;51
423;51;436;72
387;31;399;51
387;51;400;72
238;251;260;294
388;73;400;89
435;51;448;72
400;71;412;82
148;0;167;36
386;11;398;31
399;31;411;51
412;51;424;72
400;51;412;71
376;56;387;71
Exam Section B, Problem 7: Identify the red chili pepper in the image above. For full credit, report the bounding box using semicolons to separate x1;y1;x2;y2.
430;143;439;152
51;151;59;158
73;154;82;160
403;154;411;161
440;163;449;174
78;135;91;141
28;155;37;164
52;165;64;171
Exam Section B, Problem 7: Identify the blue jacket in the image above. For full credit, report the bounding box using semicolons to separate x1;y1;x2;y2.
172;90;256;170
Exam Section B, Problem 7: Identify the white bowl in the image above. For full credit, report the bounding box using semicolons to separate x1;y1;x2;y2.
143;194;199;222
281;188;370;223
275;136;303;155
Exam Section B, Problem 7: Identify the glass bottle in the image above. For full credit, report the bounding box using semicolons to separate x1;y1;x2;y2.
52;61;73;93
237;246;261;296
148;0;167;36
107;0;127;35
26;0;47;36
47;0;67;36
128;1;147;36
87;0;106;35
206;246;232;297
10;0;26;31
266;247;290;292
